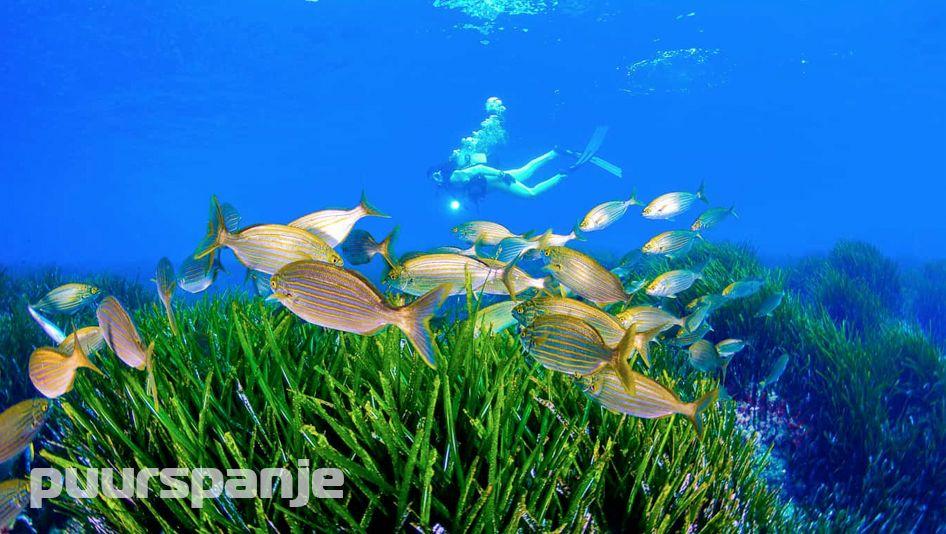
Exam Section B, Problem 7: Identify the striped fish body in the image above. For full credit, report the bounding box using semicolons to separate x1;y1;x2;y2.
96;296;150;370
543;247;627;305
289;193;387;247
273;260;447;367
521;316;613;376
474;300;519;337
686;293;727;313
0;479;30;529
715;338;746;357
722;279;764;299
31;283;100;315
646;269;702;298
452;221;516;245
616;306;684;333
386;254;501;296
224;224;342;275
584;368;717;437
178;242;225;294
579;198;635;232
479;258;546;295
57;327;105;355
543;232;576;247
642;230;700;258
672;321;713;347
155;257;176;305
155;257;179;334
688;340;725;372
273;262;398;334
755;291;784;317
642;192;700;220
289;206;365;247
513;297;625;347
691;206;736;231
0;399;49;464
29;344;102;399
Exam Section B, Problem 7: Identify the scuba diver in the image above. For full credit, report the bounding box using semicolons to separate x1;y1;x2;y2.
429;97;622;207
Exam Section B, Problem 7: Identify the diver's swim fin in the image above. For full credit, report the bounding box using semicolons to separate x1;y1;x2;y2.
574;126;609;168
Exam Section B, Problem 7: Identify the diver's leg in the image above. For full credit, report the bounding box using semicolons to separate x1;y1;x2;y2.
505;150;558;184
507;173;567;198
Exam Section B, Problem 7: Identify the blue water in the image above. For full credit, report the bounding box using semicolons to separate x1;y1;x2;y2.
1;0;944;277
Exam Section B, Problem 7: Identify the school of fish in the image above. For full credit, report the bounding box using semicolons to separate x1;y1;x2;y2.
4;186;793;525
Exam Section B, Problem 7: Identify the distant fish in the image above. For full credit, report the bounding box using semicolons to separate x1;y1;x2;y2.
31;283;100;315
760;353;790;391
578;190;642;233
0;399;50;464
645;265;704;298
289;191;388;247
154;257;178;335
684;300;714;332
542;246;628;305
512;296;626;347
715;338;747;357
493;229;576;263
197;197;342;275
178;250;226;294
57;327;105;356
642;182;708;220
687;340;727;372
755;291;784;317
385;253;542;297
686;293;728;314
672;321;713;347
96;296;153;371
474;300;519;337
30;335;104;399
610;250;644;279
26;305;66;345
583;367;718;438
691;205;737;232
0;479;31;530
342;228;398;266
642;230;701;258
452;221;517;245
722;279;764;299
521;315;639;395
271;260;449;367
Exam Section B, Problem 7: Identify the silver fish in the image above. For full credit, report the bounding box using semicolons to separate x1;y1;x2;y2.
722;279;764;299
755;291;784;317
642;230;701;259
289;191;388;247
578;191;642;232
691;205;737;231
642;182;707;220
645;267;704;298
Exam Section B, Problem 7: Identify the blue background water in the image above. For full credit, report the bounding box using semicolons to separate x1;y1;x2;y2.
2;0;943;278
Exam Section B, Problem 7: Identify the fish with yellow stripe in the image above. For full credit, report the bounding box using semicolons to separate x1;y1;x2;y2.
385;253;544;298
452;220;518;245
56;327;105;357
289;191;388;247
641;182;708;220
271;260;449;367
578;190;642;233
0;479;31;531
30;331;104;399
642;230;702;259
583;367;718;438
154;257;179;334
30;283;100;315
512;296;626;347
542;246;628;305
521;315;640;395
0;399;50;464
474;300;519;337
197;197;342;275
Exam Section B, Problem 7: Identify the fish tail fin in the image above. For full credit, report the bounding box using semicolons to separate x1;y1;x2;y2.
496;236;533;263
396;285;449;368
341;230;379;265
686;388;719;440
696;180;708;203
614;328;639;394
533;229;553;250
628;187;643;206
377;226;399;267
194;196;229;260
360;190;389;218
571;223;587;242
729;205;739;219
501;252;526;300
73;342;104;376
